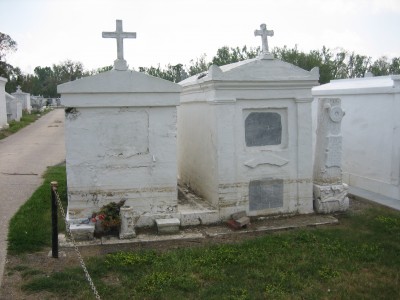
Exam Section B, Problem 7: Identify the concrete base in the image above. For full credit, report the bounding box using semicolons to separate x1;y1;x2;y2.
156;218;180;234
313;183;349;214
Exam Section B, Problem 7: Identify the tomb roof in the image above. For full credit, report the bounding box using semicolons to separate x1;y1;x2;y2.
58;69;181;94
179;57;319;86
313;75;400;96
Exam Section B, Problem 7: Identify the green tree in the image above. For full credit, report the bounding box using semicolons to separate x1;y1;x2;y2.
211;45;259;66
369;56;391;76
389;57;400;74
84;65;113;76
188;54;210;76
0;32;18;89
0;32;17;62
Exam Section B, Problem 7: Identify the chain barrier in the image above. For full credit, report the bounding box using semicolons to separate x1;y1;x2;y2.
52;183;102;300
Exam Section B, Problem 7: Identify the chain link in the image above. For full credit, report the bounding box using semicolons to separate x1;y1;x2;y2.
53;186;102;300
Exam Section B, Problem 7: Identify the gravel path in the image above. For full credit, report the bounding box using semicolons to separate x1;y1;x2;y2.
0;109;66;289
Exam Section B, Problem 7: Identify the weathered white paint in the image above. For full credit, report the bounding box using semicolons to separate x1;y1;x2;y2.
6;93;22;122
0;77;8;129
58;69;181;224
12;86;31;112
178;56;319;220
312;75;400;201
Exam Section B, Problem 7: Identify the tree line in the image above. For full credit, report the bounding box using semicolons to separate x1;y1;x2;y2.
1;31;399;98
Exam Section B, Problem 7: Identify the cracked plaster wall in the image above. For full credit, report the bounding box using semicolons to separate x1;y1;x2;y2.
65;106;178;218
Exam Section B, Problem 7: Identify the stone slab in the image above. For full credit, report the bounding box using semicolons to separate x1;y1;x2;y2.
70;223;95;241
236;216;251;227
231;211;247;220
155;218;180;234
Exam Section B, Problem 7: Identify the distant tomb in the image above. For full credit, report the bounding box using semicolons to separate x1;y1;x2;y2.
0;77;9;129
178;24;320;219
6;93;22;122
12;86;31;112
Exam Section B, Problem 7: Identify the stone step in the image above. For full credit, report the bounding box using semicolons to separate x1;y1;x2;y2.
155;218;180;234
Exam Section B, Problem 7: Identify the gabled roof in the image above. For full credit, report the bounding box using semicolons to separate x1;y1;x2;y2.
58;69;181;94
180;56;319;86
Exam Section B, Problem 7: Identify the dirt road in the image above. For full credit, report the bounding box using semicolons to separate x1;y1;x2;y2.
0;109;66;288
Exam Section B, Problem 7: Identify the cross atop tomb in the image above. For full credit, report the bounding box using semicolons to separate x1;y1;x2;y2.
102;20;136;71
254;23;274;59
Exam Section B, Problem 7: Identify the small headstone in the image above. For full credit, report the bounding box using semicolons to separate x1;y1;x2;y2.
155;218;180;234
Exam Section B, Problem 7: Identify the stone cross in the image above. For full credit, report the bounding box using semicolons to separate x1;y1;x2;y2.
254;23;274;55
102;20;136;71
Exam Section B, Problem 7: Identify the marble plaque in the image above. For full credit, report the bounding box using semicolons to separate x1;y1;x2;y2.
325;136;342;167
249;178;283;210
245;112;282;147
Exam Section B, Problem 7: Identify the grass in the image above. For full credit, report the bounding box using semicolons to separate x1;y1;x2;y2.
7;165;400;299
20;207;400;299
7;164;67;255
0;109;50;140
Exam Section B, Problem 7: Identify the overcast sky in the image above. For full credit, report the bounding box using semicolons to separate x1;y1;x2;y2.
1;0;400;74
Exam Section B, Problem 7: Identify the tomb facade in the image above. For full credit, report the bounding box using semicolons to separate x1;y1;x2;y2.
12;86;31;112
178;25;319;219
6;93;22;122
58;20;181;227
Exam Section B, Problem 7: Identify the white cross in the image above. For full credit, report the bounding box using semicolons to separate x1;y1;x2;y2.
254;23;274;54
102;20;136;70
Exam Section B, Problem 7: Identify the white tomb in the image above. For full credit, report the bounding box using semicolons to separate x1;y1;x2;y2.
6;93;22;122
31;95;46;111
312;75;400;201
58;20;181;227
0;77;9;129
178;24;320;219
12;86;31;112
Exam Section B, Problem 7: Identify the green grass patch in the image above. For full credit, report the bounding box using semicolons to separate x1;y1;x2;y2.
7;164;67;254
0;109;50;140
8;165;400;298
20;204;400;299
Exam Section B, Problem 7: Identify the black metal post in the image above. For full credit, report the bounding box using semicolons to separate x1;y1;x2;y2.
51;181;58;258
